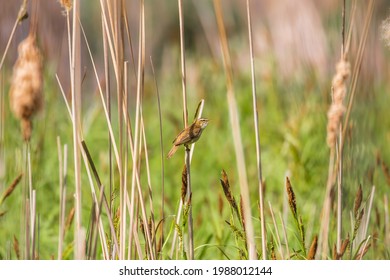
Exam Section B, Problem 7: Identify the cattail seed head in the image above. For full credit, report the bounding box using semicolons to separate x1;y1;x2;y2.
9;34;43;141
326;59;350;148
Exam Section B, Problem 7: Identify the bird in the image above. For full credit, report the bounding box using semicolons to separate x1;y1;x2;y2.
167;118;209;158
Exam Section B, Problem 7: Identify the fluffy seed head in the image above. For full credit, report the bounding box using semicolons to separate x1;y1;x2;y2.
326;59;350;148
9;34;43;141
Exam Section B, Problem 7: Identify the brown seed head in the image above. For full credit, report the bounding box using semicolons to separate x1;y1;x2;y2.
354;184;363;218
9;34;43;141
0;173;23;204
339;237;350;258
65;207;75;233
181;165;187;203
326;59;350;148
220;169;239;219
286;177;297;218
59;0;72;12
13;235;21;260
307;235;318;260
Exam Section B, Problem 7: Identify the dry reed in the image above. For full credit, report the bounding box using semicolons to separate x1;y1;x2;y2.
246;0;266;259
213;0;256;260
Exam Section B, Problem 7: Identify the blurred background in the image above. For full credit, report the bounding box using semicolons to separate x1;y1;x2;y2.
0;0;389;85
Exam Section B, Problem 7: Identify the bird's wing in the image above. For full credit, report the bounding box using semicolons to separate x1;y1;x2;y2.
173;129;192;146
172;128;184;144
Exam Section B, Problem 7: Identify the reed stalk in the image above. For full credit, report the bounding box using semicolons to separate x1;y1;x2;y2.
213;0;256;260
246;0;266;259
177;0;194;260
69;0;83;260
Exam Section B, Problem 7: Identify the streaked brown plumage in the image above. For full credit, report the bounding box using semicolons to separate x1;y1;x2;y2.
167;118;209;158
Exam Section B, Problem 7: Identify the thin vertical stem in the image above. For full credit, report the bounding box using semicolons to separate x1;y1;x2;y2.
336;126;343;253
178;0;193;260
279;212;290;259
246;0;266;259
150;57;165;258
71;0;83;259
129;0;155;260
57;137;64;259
102;5;113;243
337;0;346;254
25;198;30;260
384;195;389;247
178;0;188;128
268;202;283;259
31;190;36;259
214;0;256;259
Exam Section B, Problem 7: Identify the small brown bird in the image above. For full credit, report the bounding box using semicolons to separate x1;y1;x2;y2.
167;118;209;158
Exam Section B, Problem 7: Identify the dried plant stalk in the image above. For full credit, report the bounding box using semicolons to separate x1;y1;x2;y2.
9;34;43;141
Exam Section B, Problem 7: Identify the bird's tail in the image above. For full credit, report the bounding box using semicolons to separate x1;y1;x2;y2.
167;145;179;158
